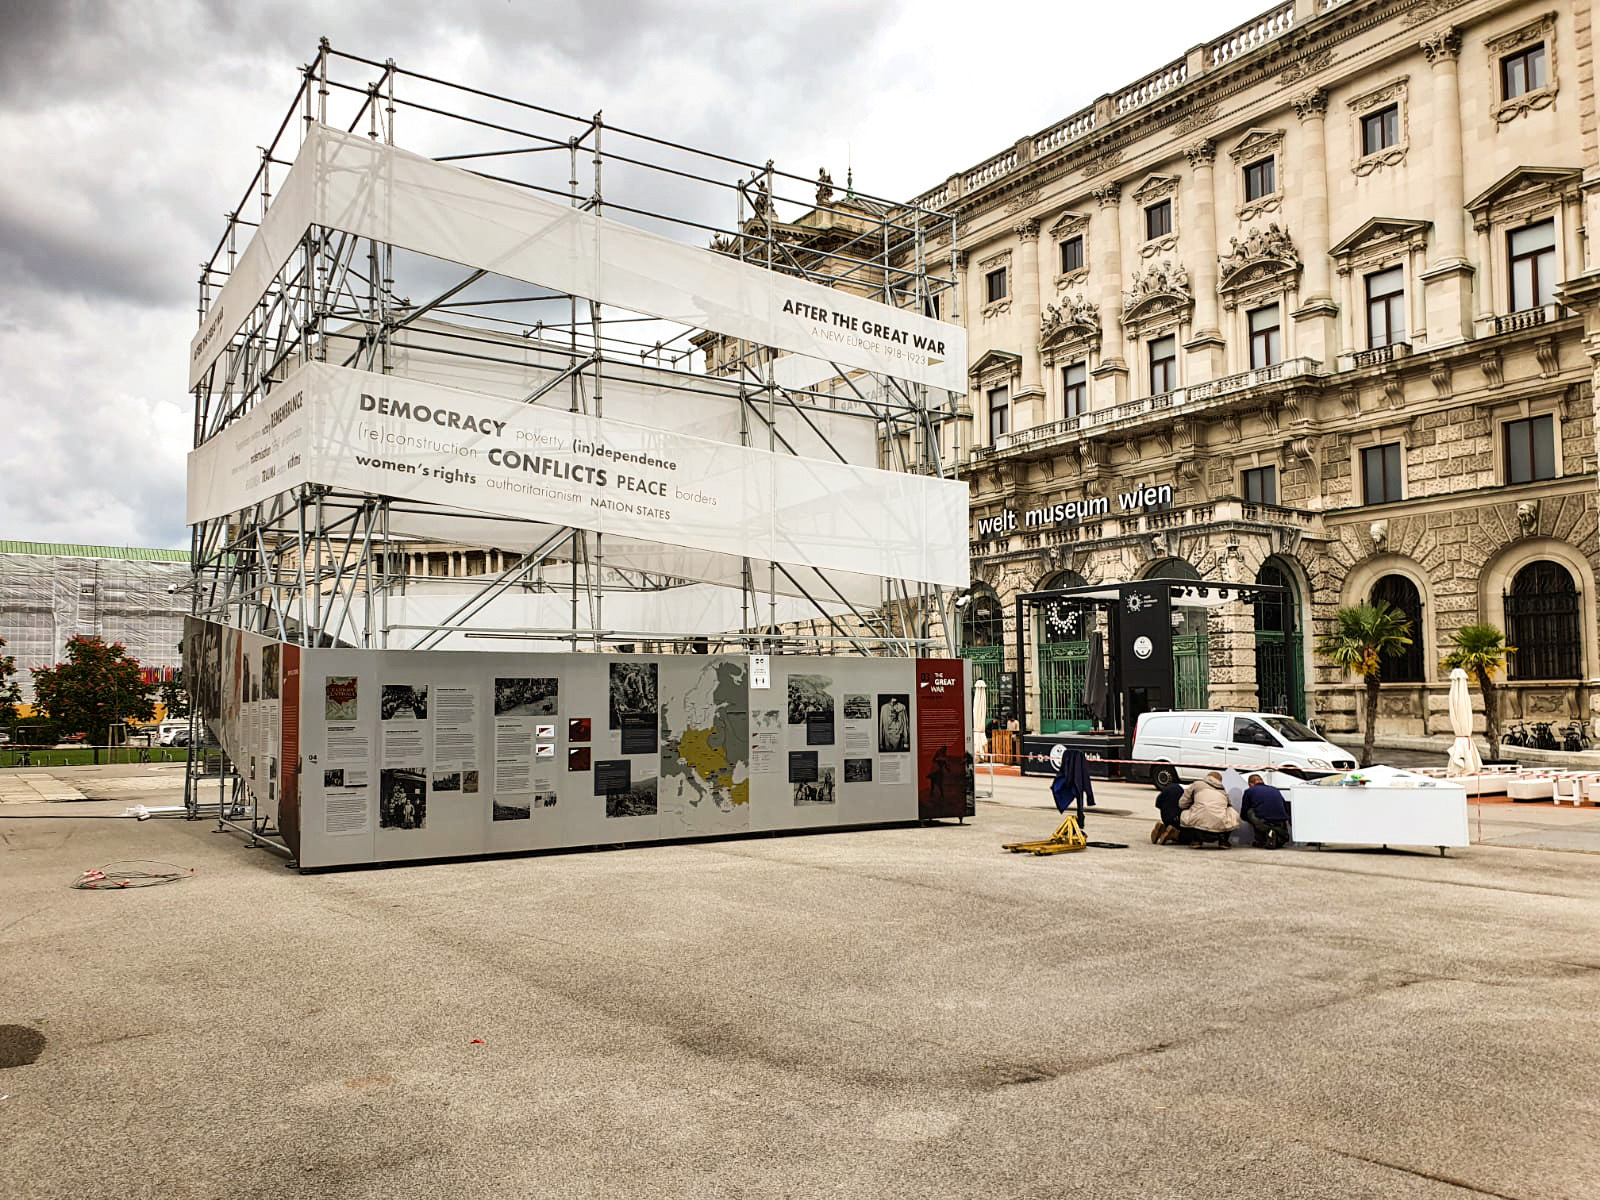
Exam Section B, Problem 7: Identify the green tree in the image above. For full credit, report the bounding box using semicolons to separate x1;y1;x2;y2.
1442;623;1514;761
1317;601;1414;767
0;636;22;726
159;670;191;721
31;635;156;744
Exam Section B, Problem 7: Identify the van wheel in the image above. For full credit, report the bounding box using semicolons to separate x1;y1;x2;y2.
1150;763;1178;790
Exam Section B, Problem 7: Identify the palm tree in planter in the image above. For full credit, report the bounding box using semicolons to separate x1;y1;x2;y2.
1317;601;1415;767
1442;623;1514;761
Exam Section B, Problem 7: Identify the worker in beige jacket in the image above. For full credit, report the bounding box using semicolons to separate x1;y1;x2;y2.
1177;771;1240;845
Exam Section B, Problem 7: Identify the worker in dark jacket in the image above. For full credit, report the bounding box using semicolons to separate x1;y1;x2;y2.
1242;773;1291;849
1151;781;1184;844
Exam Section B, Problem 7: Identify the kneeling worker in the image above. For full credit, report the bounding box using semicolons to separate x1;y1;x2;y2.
1242;772;1291;849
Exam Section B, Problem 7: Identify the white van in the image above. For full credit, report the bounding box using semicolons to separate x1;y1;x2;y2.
1131;711;1357;789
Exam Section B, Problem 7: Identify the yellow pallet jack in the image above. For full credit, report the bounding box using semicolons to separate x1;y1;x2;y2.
1002;813;1088;855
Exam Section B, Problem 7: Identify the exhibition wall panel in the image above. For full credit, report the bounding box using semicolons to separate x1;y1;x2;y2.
186;619;973;870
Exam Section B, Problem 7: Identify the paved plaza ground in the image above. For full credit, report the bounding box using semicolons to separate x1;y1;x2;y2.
4;761;1600;1199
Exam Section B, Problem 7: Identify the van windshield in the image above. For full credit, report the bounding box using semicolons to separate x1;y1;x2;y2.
1262;716;1320;742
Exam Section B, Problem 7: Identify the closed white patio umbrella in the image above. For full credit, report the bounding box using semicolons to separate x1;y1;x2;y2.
1446;667;1483;777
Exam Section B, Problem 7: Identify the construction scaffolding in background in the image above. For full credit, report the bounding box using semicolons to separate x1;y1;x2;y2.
187;41;967;660
0;545;189;705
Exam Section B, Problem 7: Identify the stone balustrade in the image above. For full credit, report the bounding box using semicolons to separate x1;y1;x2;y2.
1209;2;1295;68
1032;106;1097;159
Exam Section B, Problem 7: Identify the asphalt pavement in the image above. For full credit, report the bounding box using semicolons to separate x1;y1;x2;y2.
3;758;1600;1199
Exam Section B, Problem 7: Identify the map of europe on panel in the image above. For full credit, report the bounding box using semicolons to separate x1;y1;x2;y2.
660;657;751;834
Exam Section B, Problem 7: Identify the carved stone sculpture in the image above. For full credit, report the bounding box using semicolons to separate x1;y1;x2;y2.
1369;520;1389;550
1516;500;1539;535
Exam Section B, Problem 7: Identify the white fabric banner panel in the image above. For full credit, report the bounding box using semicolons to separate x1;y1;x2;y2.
186;383;314;521
341;586;852;649
381;508;885;608
372;322;879;466
188;362;969;586
190;123;966;393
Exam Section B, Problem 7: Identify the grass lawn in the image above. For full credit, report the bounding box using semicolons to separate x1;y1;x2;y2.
1;746;193;768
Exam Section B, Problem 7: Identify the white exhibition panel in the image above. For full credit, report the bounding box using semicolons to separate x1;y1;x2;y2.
190;123;966;393
187;361;969;587
1287;783;1470;849
284;647;925;869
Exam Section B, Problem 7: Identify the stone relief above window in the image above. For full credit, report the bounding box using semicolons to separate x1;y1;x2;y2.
1228;128;1286;221
1121;259;1194;340
1347;76;1408;176
1040;294;1103;362
1487;12;1558;125
1132;175;1180;259
1217;223;1302;312
1050;210;1090;290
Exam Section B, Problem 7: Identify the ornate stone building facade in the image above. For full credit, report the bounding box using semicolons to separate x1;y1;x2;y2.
916;0;1600;743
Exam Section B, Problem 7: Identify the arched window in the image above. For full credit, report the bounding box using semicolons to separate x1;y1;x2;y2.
1505;561;1580;679
1369;574;1424;682
961;592;1005;648
1144;558;1201;581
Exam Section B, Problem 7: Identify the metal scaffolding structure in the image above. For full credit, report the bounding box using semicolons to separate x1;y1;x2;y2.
189;41;965;659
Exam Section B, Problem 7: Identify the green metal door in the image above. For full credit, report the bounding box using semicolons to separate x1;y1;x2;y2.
1039;640;1091;733
1173;633;1209;710
962;646;1003;702
1253;630;1305;721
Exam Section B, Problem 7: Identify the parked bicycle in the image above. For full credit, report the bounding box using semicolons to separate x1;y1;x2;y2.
1502;722;1529;748
1530;721;1560;751
1562;721;1592;753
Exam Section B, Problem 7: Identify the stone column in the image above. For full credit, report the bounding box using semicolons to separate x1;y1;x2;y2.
1090;183;1128;406
1419;28;1474;345
1291;88;1339;363
1183;140;1224;379
1012;219;1046;428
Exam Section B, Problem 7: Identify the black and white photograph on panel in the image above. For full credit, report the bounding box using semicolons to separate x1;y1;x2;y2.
787;674;835;726
794;766;836;807
261;643;280;701
462;770;480;794
843;758;873;783
381;684;429;721
533;790;558;810
193;622;222;722
606;773;657;819
378;768;427;830
323;768;344;788
494;676;558;717
608;662;658;730
842;694;872;721
493;794;531;821
877;693;911;753
433;771;462;793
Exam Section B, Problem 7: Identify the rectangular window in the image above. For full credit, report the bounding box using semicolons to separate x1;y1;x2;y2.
1362;443;1403;504
1144;200;1172;240
1247;303;1282;369
1361;104;1400;156
1504;414;1556;484
1062;362;1087;417
1059;235;1084;274
1242;466;1277;506
985;268;1008;304
988;386;1010;442
1148;335;1177;395
1244;157;1276;201
1365;265;1406;348
1508;219;1556;311
1502;43;1547;99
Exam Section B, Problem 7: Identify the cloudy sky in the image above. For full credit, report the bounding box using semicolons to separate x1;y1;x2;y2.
0;0;1268;551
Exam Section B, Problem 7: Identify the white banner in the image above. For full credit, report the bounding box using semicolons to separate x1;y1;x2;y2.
190;123;966;393
187;362;969;587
